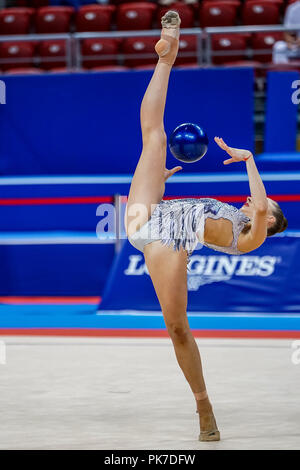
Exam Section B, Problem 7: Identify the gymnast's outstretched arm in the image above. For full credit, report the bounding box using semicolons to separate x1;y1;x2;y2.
215;137;271;251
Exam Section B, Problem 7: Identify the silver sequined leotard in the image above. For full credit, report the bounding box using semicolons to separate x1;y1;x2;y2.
128;198;250;257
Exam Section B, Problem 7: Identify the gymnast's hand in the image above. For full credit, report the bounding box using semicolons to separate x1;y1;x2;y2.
214;137;253;165
164;166;182;181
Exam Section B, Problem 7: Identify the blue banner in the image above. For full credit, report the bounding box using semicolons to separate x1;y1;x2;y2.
99;234;300;313
265;71;299;153
0;241;114;296
0;68;254;175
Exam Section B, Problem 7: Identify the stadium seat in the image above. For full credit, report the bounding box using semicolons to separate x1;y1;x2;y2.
251;32;283;62
175;63;201;69
133;64;155;70
35;6;74;33
49;67;74;73
116;3;157;31
16;0;48;7
223;60;263;67
200;1;240;27
0;41;35;70
76;5;116;32
211;34;248;65
38;40;67;70
0;8;34;35
5;67;44;74
81;38;120;69
157;3;195;29
242;1;281;25
267;62;300;72
175;35;197;66
122;36;158;67
244;0;283;3
91;66;129;72
110;0;151;5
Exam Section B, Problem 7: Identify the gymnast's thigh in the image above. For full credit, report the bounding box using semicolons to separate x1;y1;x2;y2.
144;241;188;321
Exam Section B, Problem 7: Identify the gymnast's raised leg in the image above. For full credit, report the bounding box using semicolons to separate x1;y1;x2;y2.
125;11;182;237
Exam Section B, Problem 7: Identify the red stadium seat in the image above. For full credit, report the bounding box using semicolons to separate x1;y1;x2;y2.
81;38;120;69
175;63;201;69
110;0;149;4
116;3;157;31
267;62;300;72
0;8;34;35
157;3;195;29
244;0;283;2
133;64;155;70
5;67;44;74
91;66;129;72
175;35;197;66
49;67;73;73
38;40;67;70
223;60;263;67
0;41;35;70
251;32;283;62
76;5;116;32
242;1;281;25
122;36;158;67
200;1;240;27
211;34;248;64
35;6;74;33
16;0;48;7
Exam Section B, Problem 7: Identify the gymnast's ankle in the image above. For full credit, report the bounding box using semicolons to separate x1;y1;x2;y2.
194;390;213;415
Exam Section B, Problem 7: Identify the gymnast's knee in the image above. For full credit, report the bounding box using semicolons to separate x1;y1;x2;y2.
166;320;191;345
142;127;167;148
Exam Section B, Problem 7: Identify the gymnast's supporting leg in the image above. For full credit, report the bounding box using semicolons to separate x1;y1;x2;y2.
125;11;219;440
125;12;181;237
144;242;220;441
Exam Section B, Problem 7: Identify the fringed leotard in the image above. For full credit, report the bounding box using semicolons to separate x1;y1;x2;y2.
128;198;250;258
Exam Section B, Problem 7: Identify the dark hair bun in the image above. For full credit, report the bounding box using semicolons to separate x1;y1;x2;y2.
279;217;288;233
267;207;288;237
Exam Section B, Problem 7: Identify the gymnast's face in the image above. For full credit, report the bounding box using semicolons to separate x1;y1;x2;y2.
241;197;277;228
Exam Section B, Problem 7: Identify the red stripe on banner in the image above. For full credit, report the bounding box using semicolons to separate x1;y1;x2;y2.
0;196;113;206
0;328;299;339
0;296;101;305
163;195;300;203
0;194;299;206
269;195;300;202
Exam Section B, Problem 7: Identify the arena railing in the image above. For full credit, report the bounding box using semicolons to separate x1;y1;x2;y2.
0;33;73;69
74;25;300;69
73;29;203;69
0;29;203;70
0;25;300;71
204;24;300;65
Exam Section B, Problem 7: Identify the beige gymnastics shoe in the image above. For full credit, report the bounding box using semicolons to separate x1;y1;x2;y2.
199;414;221;442
155;11;181;66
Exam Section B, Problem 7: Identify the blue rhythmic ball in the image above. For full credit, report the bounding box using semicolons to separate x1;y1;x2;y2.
169;123;208;163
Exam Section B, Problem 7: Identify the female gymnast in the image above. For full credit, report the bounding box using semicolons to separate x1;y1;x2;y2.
124;11;288;442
